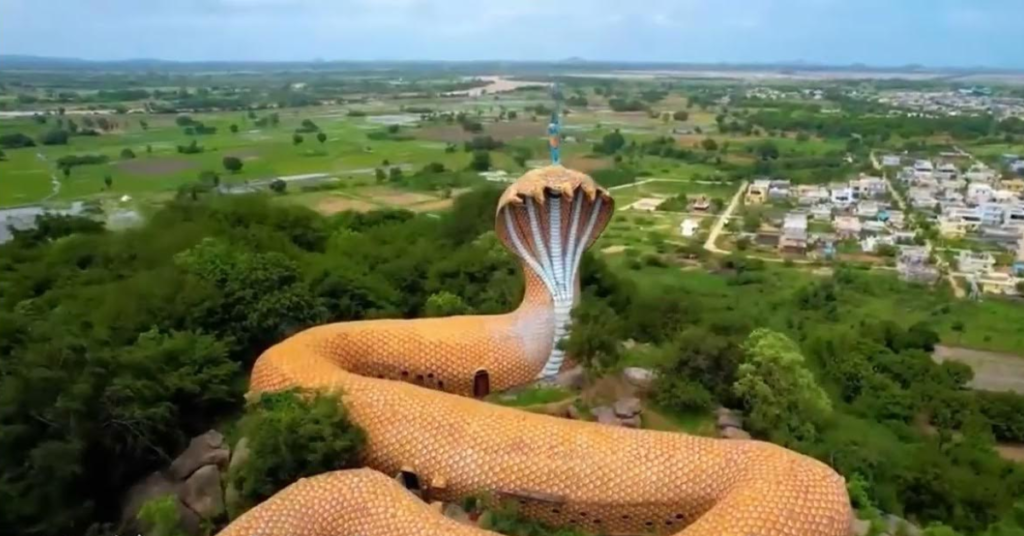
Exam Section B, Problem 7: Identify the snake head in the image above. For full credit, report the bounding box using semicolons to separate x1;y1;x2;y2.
495;166;615;293
496;166;612;213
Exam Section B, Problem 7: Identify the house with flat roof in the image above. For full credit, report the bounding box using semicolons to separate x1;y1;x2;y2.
957;250;996;274
882;155;902;167
745;180;771;205
853;176;888;199
834;216;861;238
856;201;880;219
778;212;808;251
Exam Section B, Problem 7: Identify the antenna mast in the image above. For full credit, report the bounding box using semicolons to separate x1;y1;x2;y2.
548;83;563;165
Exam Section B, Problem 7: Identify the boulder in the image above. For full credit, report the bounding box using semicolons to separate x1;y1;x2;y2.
613;397;642;418
443;503;471;524
620;415;642;429
719;427;752;440
622;367;656;389
179;465;225;519
552;365;585;390
169;430;230;480
716;413;744;430
851;518;872;536
592;406;620;426
885;514;921;536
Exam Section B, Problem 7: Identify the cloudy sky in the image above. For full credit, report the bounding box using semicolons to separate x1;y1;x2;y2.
1;0;1021;68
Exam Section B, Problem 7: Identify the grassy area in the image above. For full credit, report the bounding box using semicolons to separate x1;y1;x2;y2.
642;404;717;436
489;385;574;407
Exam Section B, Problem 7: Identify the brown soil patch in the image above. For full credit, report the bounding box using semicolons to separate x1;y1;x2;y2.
933;345;1024;393
315;197;378;215
996;443;1024;463
416;120;545;143
117;157;198;176
360;187;436;207
409;199;454;212
563;155;612;173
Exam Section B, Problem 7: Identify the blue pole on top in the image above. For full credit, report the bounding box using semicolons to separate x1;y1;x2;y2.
548;83;562;165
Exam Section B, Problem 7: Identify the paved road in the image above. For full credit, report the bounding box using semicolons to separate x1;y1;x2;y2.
703;181;747;254
870;152;964;298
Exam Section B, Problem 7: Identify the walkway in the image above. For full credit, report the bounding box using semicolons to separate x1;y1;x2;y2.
703;180;747;255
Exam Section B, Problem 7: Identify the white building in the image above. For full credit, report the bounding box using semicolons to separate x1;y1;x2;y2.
680;218;700;237
957;250;996;274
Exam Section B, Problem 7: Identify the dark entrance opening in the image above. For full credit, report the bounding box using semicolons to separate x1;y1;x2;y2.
473;370;490;398
399;470;421;491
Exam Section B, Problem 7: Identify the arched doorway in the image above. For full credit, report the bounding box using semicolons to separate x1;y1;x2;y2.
473;370;490;398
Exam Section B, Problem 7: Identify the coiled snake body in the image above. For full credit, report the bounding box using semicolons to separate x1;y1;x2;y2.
219;167;852;536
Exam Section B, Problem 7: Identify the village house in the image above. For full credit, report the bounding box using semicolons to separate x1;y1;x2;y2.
834;216;862;238
629;198;664;212
830;184;856;206
957;250;996;274
861;234;895;253
892;230;917;244
861;220;887;235
679;218;700;238
793;185;830;205
935;162;959;182
852;175;888;199
976;272;1019;296
778;212;808;251
1002;178;1024;193
856;201;880;219
882;155;902;167
965;163;997;183
897;245;939;283
884;209;906;228
745;179;771;205
967;183;994;205
810;204;833;221
768;180;792;201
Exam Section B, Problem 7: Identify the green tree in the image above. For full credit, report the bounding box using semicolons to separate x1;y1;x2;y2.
222;156;243;173
104;174;112;189
424;291;470;317
470;150;492;171
563;297;622;372
229;390;365;515
388;166;404;182
316;131;327;144
120;147;136;159
374;167;386;183
701;138;719;151
229;123;239;134
136;495;188;536
269;178;287;193
755;140;780;160
733;328;832;445
292;133;304;146
673;110;690;121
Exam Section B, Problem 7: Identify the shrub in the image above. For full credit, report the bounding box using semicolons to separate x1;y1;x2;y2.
269;178;287;193
222;156;243;173
228;390;365;515
0;132;36;148
120;147;136;159
39;129;70;146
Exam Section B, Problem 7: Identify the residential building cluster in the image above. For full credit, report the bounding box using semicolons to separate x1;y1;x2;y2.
745;175;909;256
874;89;1024;119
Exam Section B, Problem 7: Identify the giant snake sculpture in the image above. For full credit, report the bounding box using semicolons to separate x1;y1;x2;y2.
218;165;853;536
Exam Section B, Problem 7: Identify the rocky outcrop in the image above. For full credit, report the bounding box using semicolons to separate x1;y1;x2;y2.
180;465;225;519
715;407;750;440
621;367;656;389
119;430;233;536
590;397;643;428
169;430;230;480
552;365;586;390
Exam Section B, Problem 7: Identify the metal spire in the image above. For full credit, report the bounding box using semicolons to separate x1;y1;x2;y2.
548;83;562;165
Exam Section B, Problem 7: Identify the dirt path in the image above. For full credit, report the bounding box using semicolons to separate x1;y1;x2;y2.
37;152;61;201
932;345;1024;393
703;181;747;255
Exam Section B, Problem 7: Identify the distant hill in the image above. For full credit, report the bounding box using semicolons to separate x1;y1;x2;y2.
1;55;1021;76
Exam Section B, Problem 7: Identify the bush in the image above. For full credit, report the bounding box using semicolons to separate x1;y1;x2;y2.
39;129;70;146
56;154;109;169
0;132;36;148
269;178;287;193
469;150;492;171
229;390;365;515
120;147;136;159
176;140;204;154
654;376;714;413
222;156;243;173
